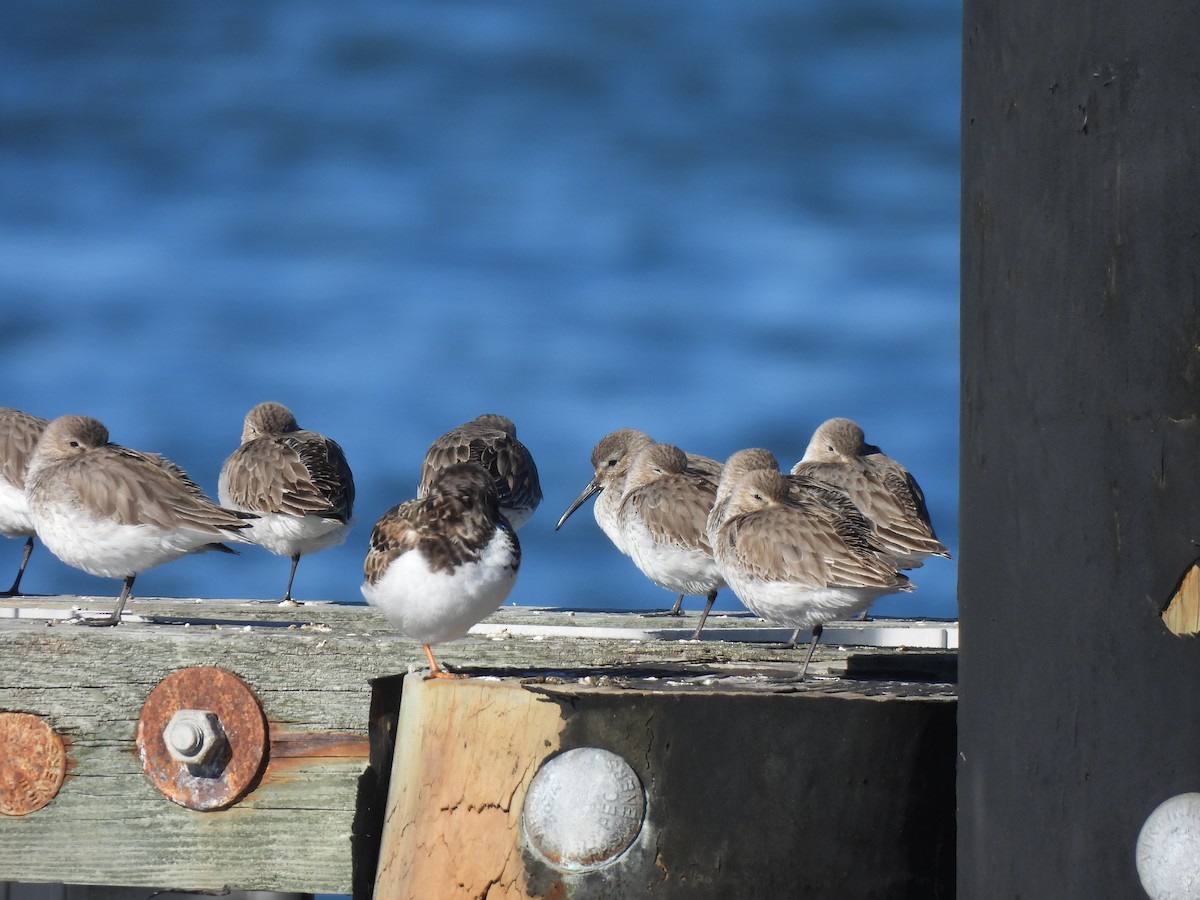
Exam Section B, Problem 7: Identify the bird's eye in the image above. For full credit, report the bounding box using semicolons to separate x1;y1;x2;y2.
69;441;80;448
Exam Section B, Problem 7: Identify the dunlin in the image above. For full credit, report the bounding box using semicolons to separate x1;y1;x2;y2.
707;447;874;551
25;415;256;625
556;429;655;555
0;408;49;595
791;418;949;567
556;428;721;618
710;466;911;677
419;414;541;530
616;441;726;638
709;447;891;648
362;462;520;679
219;401;355;603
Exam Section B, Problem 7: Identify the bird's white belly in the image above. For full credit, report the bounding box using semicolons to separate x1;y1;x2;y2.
241;512;348;558
31;503;214;579
501;506;533;531
593;489;628;555
724;571;882;631
361;532;517;646
0;478;34;538
622;519;724;595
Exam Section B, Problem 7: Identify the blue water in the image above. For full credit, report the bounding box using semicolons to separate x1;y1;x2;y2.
0;0;960;621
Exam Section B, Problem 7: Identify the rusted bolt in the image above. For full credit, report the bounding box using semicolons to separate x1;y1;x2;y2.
137;666;268;811
0;713;67;816
164;709;225;770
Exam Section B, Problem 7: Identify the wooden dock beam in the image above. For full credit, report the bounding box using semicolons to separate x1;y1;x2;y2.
376;673;955;898
0;597;956;897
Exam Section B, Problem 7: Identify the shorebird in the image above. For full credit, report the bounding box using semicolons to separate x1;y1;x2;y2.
418;414;541;530
556;428;722;619
0;408;48;596
616;441;726;639
25;415;256;625
556;429;655;555
706;447;868;546
709;447;892;648
362;462;521;679
219;401;355;603
710;466;911;677
791;417;949;568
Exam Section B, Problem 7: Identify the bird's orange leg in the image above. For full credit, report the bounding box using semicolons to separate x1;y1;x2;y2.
423;644;465;679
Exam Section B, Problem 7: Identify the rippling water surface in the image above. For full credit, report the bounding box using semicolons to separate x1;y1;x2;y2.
1;0;960;621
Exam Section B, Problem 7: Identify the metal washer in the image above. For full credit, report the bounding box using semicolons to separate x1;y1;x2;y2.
0;712;67;816
137;666;268;811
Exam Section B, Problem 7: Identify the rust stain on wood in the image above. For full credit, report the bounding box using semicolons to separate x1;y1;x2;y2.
267;723;370;761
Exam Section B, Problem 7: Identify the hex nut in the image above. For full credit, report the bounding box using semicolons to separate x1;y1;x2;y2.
163;709;226;768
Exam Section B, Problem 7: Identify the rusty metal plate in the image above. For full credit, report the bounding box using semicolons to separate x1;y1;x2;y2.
0;712;66;816
137;666;268;811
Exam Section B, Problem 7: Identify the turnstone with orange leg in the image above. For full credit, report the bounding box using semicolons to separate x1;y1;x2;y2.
362;462;520;679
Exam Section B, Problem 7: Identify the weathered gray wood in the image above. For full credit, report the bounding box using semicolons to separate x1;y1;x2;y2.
0;596;955;895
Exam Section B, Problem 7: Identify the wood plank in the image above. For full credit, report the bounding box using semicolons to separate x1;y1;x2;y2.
0;597;956;895
376;673;957;898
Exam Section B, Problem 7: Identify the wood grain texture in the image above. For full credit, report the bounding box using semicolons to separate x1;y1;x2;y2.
375;673;957;899
374;676;565;899
0;597;953;894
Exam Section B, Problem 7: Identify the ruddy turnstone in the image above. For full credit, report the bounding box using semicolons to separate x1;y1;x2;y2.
419;414;541;530
362;462;520;679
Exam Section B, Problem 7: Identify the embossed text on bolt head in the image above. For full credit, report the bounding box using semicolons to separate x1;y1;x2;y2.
521;747;646;872
1137;792;1200;900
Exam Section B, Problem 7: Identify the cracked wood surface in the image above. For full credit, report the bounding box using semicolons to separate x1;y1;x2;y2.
376;677;561;899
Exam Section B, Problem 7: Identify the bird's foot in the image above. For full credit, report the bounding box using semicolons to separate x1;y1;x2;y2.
82;614;122;627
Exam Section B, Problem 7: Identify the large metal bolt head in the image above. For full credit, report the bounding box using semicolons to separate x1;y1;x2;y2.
521;747;646;872
1137;793;1200;899
163;709;226;768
